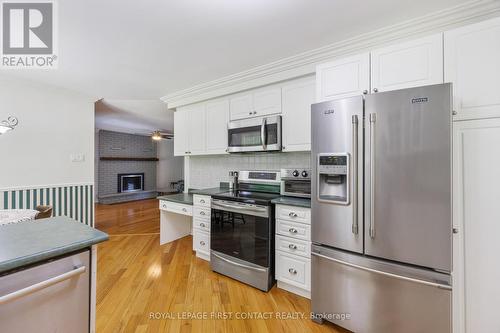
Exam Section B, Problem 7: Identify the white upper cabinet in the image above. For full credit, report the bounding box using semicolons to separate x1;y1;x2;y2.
205;99;229;154
230;86;282;120
252;87;282;117
453;118;500;333
282;77;315;152
173;109;189;156
316;53;370;102
445;17;500;121
188;103;206;155
371;33;443;93
174;103;206;156
229;94;253;120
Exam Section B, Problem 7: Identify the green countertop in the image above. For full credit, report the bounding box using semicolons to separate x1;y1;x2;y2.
271;196;311;208
189;187;229;196
0;217;108;274
157;193;193;205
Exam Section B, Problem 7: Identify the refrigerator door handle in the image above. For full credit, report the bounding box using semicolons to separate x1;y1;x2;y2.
351;115;359;235
369;113;376;238
311;252;451;290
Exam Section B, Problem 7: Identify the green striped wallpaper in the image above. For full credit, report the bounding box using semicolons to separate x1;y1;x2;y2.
1;184;94;226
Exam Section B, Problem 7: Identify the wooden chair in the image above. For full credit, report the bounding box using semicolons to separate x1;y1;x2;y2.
35;205;53;219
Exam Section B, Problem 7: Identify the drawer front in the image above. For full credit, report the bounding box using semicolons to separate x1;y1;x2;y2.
193;217;210;232
193;195;211;208
193;207;211;220
276;235;311;258
193;230;210;254
276;205;311;224
276;219;311;241
160;200;192;216
276;251;311;291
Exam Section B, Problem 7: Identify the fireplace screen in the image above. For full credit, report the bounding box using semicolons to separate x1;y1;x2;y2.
118;173;144;193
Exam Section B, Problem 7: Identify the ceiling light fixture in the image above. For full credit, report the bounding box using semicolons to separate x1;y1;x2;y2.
151;131;162;141
0;117;18;135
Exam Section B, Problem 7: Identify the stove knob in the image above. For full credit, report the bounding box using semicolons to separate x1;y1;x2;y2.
292;170;299;177
301;171;308;178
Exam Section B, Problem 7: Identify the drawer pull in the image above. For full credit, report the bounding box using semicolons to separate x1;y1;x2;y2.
182;208;187;212
200;241;206;246
200;223;206;228
288;244;297;250
288;228;298;234
200;199;205;204
200;211;206;216
288;268;297;275
288;212;298;218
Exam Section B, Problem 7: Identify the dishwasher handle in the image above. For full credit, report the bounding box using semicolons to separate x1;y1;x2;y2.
0;265;87;305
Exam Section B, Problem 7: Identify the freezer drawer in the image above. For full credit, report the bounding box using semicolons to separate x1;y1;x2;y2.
0;250;90;333
311;246;451;333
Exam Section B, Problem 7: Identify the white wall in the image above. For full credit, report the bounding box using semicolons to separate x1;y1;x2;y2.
0;75;94;189
157;139;184;191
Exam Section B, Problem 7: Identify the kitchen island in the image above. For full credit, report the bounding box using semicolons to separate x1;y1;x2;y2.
0;217;108;333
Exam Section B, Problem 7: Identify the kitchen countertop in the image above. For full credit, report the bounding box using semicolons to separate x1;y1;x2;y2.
189;187;229;196
157;193;194;205
271;196;311;208
0;216;108;274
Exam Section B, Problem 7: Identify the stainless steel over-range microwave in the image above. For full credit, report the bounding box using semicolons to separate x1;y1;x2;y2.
227;115;282;153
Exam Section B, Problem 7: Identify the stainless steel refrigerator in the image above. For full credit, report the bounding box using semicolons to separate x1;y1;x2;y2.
311;84;452;333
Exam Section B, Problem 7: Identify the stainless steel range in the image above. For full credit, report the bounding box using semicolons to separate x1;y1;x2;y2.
311;84;453;332
210;170;281;291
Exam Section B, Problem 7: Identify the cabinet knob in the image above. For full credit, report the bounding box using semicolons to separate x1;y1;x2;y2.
248;112;252;115
200;211;206;215
288;212;298;217
288;268;297;275
182;208;187;212
253;111;257;115
363;90;368;95
200;241;205;246
373;88;378;93
288;228;298;234
453;227;459;234
200;199;205;204
288;244;297;250
452;110;458;116
200;223;205;228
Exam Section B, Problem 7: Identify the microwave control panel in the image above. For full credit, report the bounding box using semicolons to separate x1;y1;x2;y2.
318;154;349;175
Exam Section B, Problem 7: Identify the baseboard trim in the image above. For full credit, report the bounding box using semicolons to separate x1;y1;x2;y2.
277;281;311;299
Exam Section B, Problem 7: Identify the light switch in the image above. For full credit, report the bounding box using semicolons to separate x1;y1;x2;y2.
70;153;85;162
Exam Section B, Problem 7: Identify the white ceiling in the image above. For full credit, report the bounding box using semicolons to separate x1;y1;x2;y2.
95;99;173;134
4;0;471;101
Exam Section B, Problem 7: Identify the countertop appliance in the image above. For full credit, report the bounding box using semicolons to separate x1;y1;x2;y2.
311;84;452;333
210;170;281;291
227;115;282;153
280;168;311;198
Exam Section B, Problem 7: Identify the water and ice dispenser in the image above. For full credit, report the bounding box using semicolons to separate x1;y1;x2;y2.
317;153;350;205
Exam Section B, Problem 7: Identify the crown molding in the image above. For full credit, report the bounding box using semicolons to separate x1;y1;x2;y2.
161;0;500;108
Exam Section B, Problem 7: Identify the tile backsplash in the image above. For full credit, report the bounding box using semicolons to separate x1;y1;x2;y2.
189;152;311;188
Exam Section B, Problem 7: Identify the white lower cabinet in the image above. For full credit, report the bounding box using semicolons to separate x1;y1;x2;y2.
275;204;311;298
192;195;211;261
453;118;500;333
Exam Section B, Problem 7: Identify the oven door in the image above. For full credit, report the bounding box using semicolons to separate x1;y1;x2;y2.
227;115;281;153
281;179;311;198
210;199;272;267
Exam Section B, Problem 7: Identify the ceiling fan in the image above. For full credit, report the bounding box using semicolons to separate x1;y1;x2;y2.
133;130;174;141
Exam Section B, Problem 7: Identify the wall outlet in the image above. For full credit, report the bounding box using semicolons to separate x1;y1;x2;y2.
70;153;85;162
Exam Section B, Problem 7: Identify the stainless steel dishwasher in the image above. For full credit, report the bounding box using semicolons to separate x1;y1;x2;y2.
0;250;90;333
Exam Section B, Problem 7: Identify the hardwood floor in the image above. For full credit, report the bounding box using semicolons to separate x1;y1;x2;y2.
95;199;347;333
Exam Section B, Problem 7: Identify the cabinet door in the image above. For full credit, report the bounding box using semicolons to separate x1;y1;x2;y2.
173;109;189;156
282;77;315;152
445;17;500;121
371;33;443;93
229;94;253;120
316;53;370;102
187;103;206;155
252;86;282;117
205;99;229;154
453;118;500;333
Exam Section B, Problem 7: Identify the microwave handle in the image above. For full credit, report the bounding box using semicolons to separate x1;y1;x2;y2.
261;117;267;150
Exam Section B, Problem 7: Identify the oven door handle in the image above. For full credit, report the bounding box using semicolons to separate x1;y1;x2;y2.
212;252;267;272
212;201;267;214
